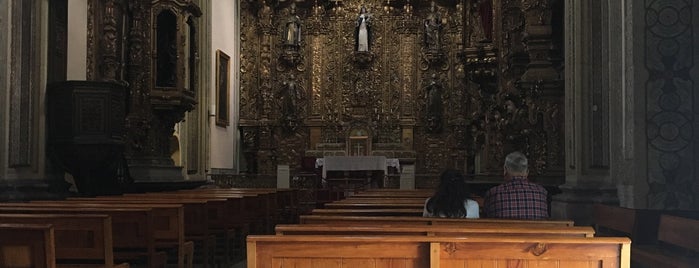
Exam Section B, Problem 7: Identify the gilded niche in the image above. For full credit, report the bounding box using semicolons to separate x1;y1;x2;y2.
239;0;564;185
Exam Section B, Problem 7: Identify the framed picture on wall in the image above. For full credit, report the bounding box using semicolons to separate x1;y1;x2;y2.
216;50;230;127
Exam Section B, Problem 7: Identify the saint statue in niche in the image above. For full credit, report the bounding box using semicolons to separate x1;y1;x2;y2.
355;6;371;52
285;3;301;47
424;1;443;52
281;74;302;116
425;73;443;132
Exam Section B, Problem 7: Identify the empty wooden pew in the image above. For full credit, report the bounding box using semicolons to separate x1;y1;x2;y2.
0;205;165;268
29;201;191;268
122;192;256;266
310;208;424;216
300;215;574;227
632;215;699;268
247;235;631;268
275;224;595;237
0;223;56;268
323;202;425;209
71;196;222;267
0;214;129;268
334;197;426;203
349;191;434;198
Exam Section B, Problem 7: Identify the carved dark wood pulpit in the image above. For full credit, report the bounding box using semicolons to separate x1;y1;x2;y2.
124;0;202;184
47;81;129;196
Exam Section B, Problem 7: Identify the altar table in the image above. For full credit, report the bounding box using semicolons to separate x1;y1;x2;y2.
315;156;400;178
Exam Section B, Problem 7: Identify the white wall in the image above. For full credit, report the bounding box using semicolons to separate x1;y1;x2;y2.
66;0;87;80
209;0;239;171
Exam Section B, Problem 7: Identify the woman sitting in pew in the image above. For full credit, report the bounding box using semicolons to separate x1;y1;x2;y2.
423;169;479;218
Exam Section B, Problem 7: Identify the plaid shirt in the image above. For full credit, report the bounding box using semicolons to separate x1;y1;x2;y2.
484;176;549;219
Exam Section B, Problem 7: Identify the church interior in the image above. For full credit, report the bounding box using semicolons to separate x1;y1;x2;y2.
0;0;698;267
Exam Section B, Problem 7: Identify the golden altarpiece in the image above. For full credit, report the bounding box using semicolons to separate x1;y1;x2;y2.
238;0;564;188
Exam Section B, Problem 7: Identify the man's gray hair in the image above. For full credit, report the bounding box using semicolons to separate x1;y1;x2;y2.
504;151;528;174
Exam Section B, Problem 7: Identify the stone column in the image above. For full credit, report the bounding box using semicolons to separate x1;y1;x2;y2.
553;0;621;225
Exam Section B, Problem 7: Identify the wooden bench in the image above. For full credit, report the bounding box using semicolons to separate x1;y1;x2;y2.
74;196;221;267
247;235;630;268
28;201;192;268
335;197;426;203
593;203;699;244
275;224;595;237
0;205;165;268
300;215;574;227
593;203;659;244
349;192;434;198
632;215;699;268
0;213;129;268
311;208;424;216
323;202;425;209
121;192;257;266
0;223;55;268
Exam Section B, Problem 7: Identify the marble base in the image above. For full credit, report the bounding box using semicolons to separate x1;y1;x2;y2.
551;182;618;226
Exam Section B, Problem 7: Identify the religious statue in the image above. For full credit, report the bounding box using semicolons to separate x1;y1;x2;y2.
355;6;371;52
424;1;443;52
281;74;302;118
284;3;301;47
425;74;443;132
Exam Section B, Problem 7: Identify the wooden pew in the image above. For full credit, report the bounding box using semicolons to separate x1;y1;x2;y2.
247;235;631;268
323;202;425;209
28;201;191;268
593;203;699;244
275;224;595;237
122;192;255;266
335;197;426;203
0;214;129;268
72;196;222;267
593;204;645;241
349;192;434;198
311;208;424;217
0;223;56;268
0;205;165;268
632;215;699;268
300;215;574;227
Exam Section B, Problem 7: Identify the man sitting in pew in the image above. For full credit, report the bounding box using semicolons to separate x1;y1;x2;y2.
484;151;548;219
422;169;479;218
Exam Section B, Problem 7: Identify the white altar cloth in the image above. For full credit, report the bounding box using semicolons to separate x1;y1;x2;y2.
316;156;400;178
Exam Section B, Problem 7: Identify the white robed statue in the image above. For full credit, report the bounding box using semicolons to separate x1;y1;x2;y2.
355;6;371;52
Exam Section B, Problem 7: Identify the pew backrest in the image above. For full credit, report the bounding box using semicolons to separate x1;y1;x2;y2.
300;215;574;227
0;213;119;267
247;235;630;268
275;224;595;237
0;223;56;268
657;214;699;253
